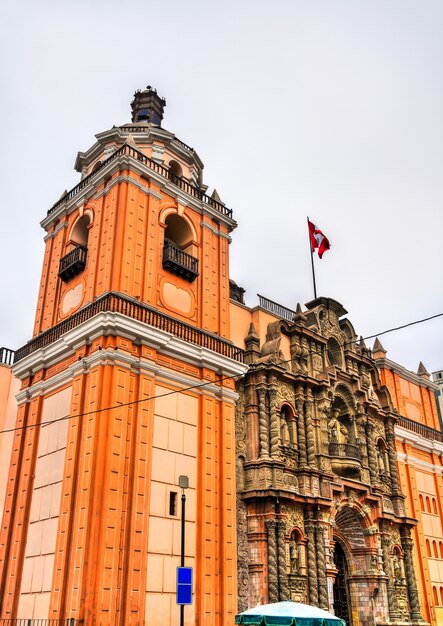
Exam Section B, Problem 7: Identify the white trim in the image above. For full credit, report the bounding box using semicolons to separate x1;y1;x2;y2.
15;347;240;405
375;357;438;391
395;425;443;456
397;451;443;475
44;221;68;241
93;174;162;200
201;220;232;241
12;312;247;380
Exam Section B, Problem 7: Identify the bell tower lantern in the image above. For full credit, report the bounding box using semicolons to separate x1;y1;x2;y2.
130;85;166;125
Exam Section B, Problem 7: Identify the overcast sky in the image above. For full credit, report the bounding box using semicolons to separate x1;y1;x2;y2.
0;0;442;374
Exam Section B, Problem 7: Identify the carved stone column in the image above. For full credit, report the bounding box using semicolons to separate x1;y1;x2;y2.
305;392;316;467
381;534;400;621
365;420;379;485
386;425;401;493
315;525;329;609
257;386;270;459
266;519;279;603
269;386;280;458
296;389;307;466
400;527;423;622
277;519;290;600
305;518;319;606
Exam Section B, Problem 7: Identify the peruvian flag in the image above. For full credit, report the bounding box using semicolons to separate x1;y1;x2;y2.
308;220;330;259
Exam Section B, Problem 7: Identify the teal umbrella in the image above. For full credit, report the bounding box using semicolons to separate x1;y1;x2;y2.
235;601;346;626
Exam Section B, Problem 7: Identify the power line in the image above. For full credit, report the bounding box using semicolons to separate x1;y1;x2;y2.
0;311;441;437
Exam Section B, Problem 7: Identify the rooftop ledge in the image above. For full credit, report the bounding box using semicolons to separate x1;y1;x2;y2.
47;143;233;220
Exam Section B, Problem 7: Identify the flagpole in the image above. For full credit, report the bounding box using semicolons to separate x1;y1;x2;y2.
307;216;317;299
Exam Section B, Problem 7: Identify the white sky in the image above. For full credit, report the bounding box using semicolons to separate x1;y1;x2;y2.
0;0;442;374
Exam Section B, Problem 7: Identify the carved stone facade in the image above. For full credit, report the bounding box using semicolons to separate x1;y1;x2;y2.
235;297;425;626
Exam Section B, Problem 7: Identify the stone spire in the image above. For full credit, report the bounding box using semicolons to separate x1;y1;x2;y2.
372;337;387;359
417;361;430;378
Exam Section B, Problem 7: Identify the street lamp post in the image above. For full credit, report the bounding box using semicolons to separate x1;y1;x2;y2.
179;475;189;626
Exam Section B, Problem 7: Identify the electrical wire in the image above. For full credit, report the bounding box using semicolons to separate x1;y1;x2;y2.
0;311;441;437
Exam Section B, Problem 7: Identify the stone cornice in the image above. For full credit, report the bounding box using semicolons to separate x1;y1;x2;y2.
12;312;247;381
41;152;236;233
395;425;443;456
397;451;443;475
375;356;438;392
15;347;239;405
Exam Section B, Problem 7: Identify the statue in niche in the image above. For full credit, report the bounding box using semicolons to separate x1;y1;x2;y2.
281;419;290;446
393;554;402;582
328;409;348;443
377;447;386;475
290;538;299;574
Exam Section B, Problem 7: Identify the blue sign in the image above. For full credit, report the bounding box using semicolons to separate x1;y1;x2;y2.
176;566;193;605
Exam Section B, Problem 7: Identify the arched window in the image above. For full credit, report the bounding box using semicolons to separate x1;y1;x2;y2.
71;215;91;248
440;587;443;606
433;498;438;515
433;540;438;558
419;494;424;511
439;542;443;559
433;586;439;606
168;159;183;179
376;439;388;478
162;214;198;282
59;213;91;282
426;539;431;557
426;496;432;513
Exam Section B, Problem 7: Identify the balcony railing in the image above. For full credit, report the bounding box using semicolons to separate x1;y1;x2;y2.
14;292;244;363
48;144;232;219
329;442;361;461
397;415;443;444
162;239;199;282
258;294;295;321
0;346;15;366
58;246;88;282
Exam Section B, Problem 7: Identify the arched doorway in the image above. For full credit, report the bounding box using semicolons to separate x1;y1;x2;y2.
333;541;351;625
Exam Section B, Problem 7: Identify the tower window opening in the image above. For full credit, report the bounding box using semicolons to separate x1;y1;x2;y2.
168;160;183;180
59;214;91;282
162;214;198;282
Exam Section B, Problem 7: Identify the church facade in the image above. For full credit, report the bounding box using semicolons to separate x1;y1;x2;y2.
0;88;440;626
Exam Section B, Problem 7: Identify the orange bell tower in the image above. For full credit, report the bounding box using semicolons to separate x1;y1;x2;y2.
0;87;246;626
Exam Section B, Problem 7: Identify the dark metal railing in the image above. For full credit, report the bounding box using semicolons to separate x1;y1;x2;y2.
118;126;194;152
329;442;361;461
162;239;199;282
0;617;80;626
258;294;295;321
0;347;15;366
48;144;230;218
397;415;443;443
14;292;244;363
58;245;88;282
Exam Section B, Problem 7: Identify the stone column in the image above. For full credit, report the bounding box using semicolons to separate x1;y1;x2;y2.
400;526;423;622
277;519;290;600
266;519;279;603
305;392;316;467
269;386;280;459
305;519;319;606
296;389;307;466
365;420;379;485
381;534;400;621
257;386;270;459
316;525;329;609
386;425;401;493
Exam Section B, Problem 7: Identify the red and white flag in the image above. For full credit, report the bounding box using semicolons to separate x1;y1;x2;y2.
308;220;330;259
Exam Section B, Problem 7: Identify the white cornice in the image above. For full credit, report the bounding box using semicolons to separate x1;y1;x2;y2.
93;174;162;200
41;153;236;232
375;356;438;391
201;220;231;241
44;221;68;241
397;451;443;475
15;347;240;405
12;312;247;381
395;425;443;456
